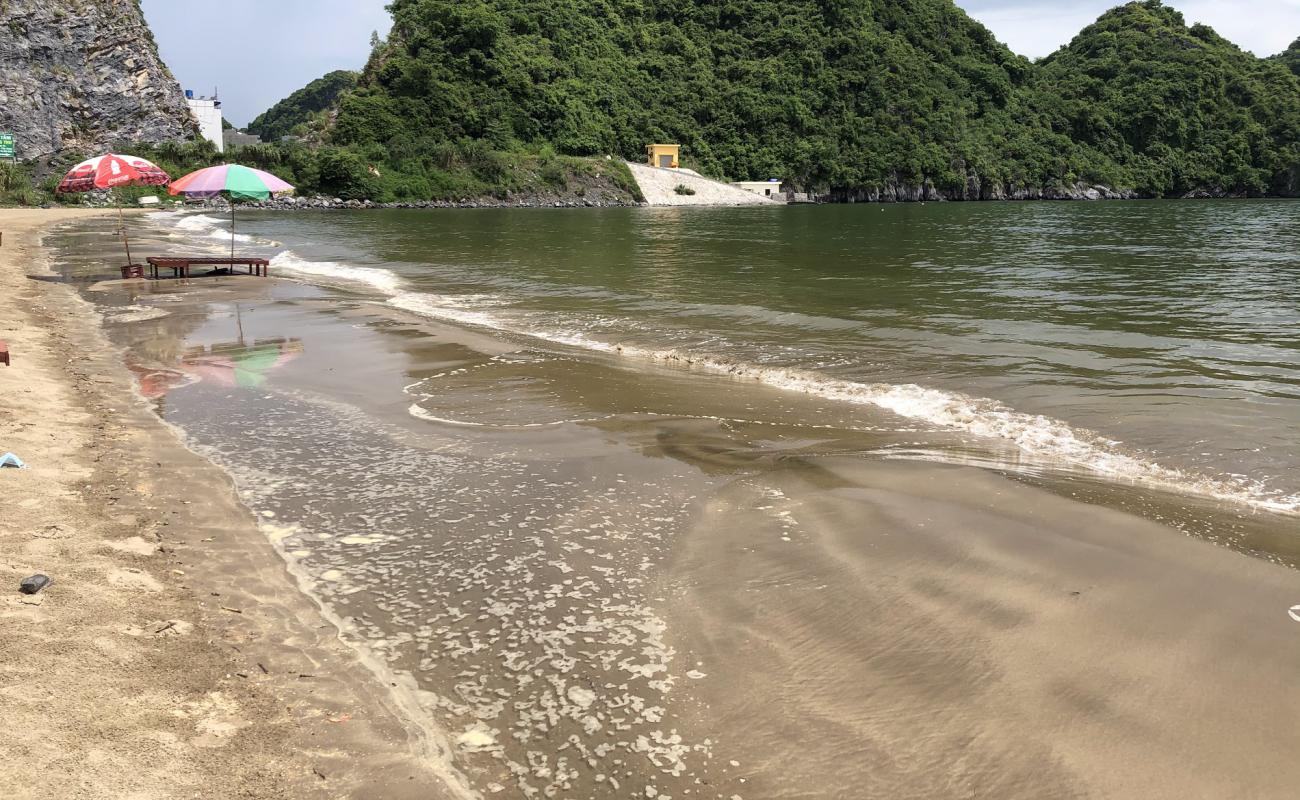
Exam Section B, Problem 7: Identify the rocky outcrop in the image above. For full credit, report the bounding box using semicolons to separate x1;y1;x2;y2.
1269;166;1300;198
824;173;1138;203
0;0;194;160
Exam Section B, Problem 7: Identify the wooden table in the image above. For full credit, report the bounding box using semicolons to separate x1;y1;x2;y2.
145;257;271;279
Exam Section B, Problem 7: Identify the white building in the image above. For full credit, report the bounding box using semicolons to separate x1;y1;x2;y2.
186;91;224;152
731;179;783;198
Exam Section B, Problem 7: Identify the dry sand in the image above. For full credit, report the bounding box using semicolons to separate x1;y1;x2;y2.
0;209;462;799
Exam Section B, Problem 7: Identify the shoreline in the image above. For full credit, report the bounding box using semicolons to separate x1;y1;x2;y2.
0;209;462;798
49;193;1300;216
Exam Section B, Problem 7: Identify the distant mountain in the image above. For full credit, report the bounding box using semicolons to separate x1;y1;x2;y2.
1025;1;1300;196
0;0;194;160
246;70;359;143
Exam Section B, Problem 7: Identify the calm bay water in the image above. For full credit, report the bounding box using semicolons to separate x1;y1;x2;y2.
220;201;1300;513
48;201;1300;798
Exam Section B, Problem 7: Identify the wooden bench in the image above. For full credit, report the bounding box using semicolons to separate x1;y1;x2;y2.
145;257;271;280
0;340;9;367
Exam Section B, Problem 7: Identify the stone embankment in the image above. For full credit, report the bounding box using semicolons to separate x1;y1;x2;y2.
243;194;635;210
77;191;637;212
625;163;782;206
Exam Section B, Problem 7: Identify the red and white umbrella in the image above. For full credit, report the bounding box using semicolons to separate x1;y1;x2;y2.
56;153;171;269
56;153;170;194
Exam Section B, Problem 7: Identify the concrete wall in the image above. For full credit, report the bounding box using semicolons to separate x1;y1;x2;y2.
187;98;224;153
732;181;783;198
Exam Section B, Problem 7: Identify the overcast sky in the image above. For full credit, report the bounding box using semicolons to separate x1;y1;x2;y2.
140;1;1300;127
139;0;392;127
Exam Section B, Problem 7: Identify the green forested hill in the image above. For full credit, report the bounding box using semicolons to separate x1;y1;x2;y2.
246;70;358;143
1024;2;1300;196
241;1;1300;201
332;0;1046;195
1279;37;1300;77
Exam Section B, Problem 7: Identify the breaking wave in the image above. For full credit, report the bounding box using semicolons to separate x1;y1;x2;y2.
158;211;254;244
270;251;406;295
389;292;1300;516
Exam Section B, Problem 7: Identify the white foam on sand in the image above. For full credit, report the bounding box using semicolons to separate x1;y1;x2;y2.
389;290;510;330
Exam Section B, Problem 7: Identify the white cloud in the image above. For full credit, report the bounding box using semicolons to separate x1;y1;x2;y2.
955;0;1300;59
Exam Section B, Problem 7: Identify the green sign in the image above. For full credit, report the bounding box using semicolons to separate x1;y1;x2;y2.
0;133;14;160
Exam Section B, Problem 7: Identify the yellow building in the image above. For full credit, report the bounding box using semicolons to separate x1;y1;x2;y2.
646;144;680;169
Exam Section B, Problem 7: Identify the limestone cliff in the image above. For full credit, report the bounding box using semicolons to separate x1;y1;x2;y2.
0;0;194;160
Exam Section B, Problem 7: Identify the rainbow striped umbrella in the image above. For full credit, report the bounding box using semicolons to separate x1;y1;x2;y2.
168;164;293;257
168;164;293;200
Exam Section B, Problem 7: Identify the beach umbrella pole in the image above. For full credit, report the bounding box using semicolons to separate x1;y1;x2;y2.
230;200;236;259
117;200;133;265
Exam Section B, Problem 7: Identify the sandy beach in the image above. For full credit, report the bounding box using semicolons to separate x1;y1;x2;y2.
0;208;461;799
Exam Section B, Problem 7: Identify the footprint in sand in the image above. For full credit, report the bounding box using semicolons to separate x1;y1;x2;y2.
105;536;158;556
108;567;163;592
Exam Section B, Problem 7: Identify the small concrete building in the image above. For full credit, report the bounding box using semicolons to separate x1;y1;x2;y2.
223;129;262;149
646;144;680;169
731;179;783;198
186;90;224;153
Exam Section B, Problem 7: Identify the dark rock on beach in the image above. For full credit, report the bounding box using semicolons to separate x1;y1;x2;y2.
19;574;51;595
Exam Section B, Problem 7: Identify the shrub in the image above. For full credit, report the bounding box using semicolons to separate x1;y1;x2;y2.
315;147;381;200
674;183;696;196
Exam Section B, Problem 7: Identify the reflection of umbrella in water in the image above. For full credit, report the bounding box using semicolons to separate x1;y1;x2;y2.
183;337;303;388
126;362;196;399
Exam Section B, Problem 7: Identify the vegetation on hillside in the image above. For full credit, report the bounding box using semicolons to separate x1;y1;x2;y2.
311;0;1299;199
1277;37;1300;78
332;0;1038;194
1;137;642;207
246;70;359;143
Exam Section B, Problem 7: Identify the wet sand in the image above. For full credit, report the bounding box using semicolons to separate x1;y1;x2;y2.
0;209;462;799
33;210;1300;799
669;458;1300;799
